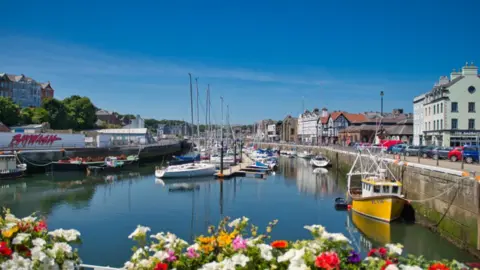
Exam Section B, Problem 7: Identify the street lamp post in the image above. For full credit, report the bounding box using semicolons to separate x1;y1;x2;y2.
380;91;384;116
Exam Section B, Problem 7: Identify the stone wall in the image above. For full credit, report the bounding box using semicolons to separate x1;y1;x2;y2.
260;143;480;254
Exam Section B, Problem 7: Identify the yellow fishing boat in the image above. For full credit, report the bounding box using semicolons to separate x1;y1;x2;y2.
347;148;406;222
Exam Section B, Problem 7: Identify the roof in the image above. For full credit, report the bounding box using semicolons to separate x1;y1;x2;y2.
319;116;328;124
343;113;367;123
330;112;342;121
96;109;113;115
40;82;53;89
385;123;413;136
10;124;44;129
340;125;378;133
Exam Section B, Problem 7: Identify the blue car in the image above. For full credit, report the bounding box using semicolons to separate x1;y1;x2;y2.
462;146;479;164
389;144;407;154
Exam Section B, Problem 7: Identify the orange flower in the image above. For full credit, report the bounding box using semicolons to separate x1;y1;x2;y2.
271;240;288;249
429;263;450;270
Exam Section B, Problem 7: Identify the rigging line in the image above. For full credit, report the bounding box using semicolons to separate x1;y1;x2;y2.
407;176;465;203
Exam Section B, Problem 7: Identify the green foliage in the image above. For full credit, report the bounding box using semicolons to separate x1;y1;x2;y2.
19;107;35;125
0;97;20;126
32;107;50;124
41;98;70;129
63;95;97;130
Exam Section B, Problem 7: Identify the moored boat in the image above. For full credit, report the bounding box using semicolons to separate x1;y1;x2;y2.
347;149;406;222
155;163;216;179
296;151;313;159
310;155;330;167
0;154;27;180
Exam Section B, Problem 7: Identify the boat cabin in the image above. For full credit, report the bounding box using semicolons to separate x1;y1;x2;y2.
361;177;402;197
0;155;17;171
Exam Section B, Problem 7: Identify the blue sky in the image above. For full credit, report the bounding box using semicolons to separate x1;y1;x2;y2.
1;0;479;124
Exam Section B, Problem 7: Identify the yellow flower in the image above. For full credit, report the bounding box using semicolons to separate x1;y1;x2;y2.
217;231;235;247
2;226;18;238
198;236;215;244
201;244;214;254
266;226;272;233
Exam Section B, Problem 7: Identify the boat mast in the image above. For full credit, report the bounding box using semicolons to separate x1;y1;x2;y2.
302;96;305;145
205;85;209;150
195;78;200;142
220;97;224;142
188;73;195;137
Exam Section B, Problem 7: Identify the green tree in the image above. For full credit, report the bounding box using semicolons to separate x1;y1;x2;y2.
42;98;70;129
19;107;35;125
32;107;50;124
0;97;20;126
63;95;97;130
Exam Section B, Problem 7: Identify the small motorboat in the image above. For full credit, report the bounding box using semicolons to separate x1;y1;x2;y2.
155;163;216;179
313;168;328;174
0;154;27;180
334;197;349;210
310;155;331;167
296;151;313;159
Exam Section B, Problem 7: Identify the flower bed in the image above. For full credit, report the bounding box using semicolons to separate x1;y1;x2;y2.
0;210;474;270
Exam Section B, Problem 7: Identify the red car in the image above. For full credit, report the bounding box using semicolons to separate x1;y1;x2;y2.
448;146;463;162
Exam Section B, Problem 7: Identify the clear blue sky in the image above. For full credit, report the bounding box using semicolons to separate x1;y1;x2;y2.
1;0;479;124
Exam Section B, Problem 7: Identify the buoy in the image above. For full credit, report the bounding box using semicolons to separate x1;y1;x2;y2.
217;173;224;178
347;205;352;210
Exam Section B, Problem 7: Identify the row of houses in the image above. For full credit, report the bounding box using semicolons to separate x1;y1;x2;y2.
0;73;55;107
256;108;412;145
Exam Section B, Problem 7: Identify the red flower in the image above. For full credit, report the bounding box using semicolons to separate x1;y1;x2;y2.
271;240;288;249
18;245;31;257
17;222;32;232
154;263;168;270
379;247;388;256
0;242;12;257
381;260;394;270
34;220;47;232
367;248;377;257
315;252;340;270
429;263;450;270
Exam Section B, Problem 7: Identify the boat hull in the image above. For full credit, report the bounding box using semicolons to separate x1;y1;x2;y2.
0;170;25;180
155;165;216;179
310;159;330;167
351;196;405;222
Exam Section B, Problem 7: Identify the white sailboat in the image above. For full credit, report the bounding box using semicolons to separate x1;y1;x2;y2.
310;155;330;167
155;163;216;178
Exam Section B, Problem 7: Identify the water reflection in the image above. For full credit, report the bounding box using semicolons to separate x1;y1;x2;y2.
0;161;475;266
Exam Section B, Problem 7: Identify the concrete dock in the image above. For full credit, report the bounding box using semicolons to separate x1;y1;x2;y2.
215;154;268;179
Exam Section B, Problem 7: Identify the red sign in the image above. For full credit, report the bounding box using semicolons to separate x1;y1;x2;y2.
9;134;62;147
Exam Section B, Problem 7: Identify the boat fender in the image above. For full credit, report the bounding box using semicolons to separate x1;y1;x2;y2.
347;205;352;210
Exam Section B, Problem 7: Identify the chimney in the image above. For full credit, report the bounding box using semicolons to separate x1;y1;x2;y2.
462;61;478;76
450;68;462;80
321;107;328;117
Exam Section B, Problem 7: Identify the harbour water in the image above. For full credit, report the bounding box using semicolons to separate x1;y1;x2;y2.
0;157;475;267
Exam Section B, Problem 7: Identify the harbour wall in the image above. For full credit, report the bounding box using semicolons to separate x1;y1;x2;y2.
16;140;189;172
259;143;480;256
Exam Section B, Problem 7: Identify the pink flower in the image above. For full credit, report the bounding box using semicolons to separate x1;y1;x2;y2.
232;235;247;250
166;250;177;262
187;247;199;258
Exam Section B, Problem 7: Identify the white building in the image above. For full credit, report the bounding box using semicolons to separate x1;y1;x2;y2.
298;108;321;144
413;94;425;145
413;62;480;147
1;74;42;107
123;114;145;129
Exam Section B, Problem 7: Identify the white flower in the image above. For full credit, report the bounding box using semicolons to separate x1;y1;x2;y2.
230;254;250;267
257;244;273;261
321;232;351;243
12;233;30;245
246;236;262;247
400;266;422;270
51;242;73;256
278;248;305;264
153;250;169;261
31;246;47;262
228;218;241;228
188;243;200;251
124;261;135;270
48;229;81;242
1;253;32;270
386;243;403;255
5;214;19;223
62;260;75;270
21;216;37;223
364;257;379;261
303;225;325;234
241;216;249;224
199;261;221;270
131;248;146;260
138;259;152;268
32;238;47;247
128;225;151;239
385;265;400;270
306;240;323;253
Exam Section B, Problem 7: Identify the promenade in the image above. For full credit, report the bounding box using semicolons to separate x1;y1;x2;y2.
260;142;480;175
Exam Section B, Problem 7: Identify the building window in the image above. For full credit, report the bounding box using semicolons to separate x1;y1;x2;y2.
428;122;431;130
440;103;443;113
451;102;458;112
452;119;458;129
433;121;436;130
440;119;443;130
425;108;427;116
469;119;475;130
425;122;427;130
429;107;431;115
468;86;476;94
437;104;440;114
469;102;475;112
433;105;436;114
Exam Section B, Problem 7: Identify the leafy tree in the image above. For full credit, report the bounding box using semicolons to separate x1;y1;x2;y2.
19;107;35;125
42;98;70;129
32;107;50;124
63;95;97;130
0;97;20;126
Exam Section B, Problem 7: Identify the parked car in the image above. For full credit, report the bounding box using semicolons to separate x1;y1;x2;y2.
404;145;425;156
428;147;453;160
419;145;436;158
463;147;479;163
390;144;407;154
448;147;463;162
